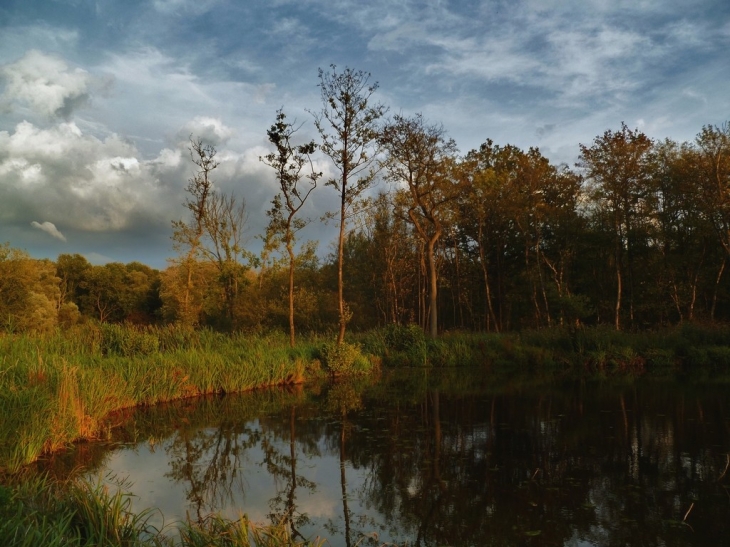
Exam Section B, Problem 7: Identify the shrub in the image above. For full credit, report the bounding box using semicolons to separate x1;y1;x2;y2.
320;341;372;376
383;323;426;352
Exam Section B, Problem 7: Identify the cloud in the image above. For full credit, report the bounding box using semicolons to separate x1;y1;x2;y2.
0;50;91;118
31;221;66;241
0;111;320;263
0;119;180;233
179;116;235;146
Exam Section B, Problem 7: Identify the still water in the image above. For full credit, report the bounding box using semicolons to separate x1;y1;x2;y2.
39;370;730;546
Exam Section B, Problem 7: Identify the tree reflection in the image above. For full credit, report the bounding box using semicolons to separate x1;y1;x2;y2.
345;379;730;546
160;388;312;523
325;381;363;547
262;404;317;540
165;418;260;520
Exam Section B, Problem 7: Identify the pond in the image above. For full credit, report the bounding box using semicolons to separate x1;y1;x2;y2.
37;370;730;546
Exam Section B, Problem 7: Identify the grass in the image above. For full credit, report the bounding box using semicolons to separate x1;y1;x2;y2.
4;321;730;473
0;473;326;546
0;324;370;473
358;322;730;379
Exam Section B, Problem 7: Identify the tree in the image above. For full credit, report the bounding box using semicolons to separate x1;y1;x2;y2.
200;191;250;327
170;138;217;326
696;123;730;256
380;114;459;337
56;254;91;308
311;65;387;344
0;244;60;333
651;139;718;322
578;123;654;330
168;138;251;329
459;142;506;331
261;109;321;347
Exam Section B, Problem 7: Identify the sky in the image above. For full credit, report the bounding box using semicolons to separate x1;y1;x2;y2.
1;0;729;269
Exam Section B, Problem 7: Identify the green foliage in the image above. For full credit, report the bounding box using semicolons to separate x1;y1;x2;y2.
319;341;372;376
383;323;427;352
0;244;60;334
101;323;160;357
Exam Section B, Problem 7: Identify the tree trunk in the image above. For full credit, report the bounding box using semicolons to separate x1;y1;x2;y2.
288;242;296;348
711;258;726;321
477;222;499;332
337;193;347;345
615;225;623;330
427;234;440;337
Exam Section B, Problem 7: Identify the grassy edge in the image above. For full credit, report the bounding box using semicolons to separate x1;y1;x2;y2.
4;322;730;472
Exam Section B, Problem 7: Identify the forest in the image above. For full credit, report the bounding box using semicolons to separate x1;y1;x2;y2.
2;67;730;339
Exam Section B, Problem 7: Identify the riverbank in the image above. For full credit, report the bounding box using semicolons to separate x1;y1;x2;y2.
364;322;730;378
0;325;345;473
3;322;730;473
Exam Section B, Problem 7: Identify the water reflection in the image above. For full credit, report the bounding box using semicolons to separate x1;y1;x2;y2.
38;373;730;546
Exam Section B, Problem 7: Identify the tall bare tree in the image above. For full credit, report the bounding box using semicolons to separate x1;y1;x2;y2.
170;138;250;328
201;192;250;325
311;65;387;344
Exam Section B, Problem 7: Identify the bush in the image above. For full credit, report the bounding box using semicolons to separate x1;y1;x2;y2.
383;323;427;352
320;341;372;376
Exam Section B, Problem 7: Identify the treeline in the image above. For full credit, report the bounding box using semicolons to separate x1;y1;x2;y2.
2;68;729;336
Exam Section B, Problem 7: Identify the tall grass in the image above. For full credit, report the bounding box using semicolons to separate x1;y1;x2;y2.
359;322;730;379
0;474;324;546
0;325;339;472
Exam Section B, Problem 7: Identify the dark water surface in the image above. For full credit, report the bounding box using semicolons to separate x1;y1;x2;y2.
39;370;730;546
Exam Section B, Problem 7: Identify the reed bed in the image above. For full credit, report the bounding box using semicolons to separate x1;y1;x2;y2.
0;325;325;473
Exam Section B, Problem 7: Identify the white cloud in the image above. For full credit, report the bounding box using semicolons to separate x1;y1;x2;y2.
179;116;235;146
31;221;66;241
94;47;280;155
0;120;177;232
0;50;91;118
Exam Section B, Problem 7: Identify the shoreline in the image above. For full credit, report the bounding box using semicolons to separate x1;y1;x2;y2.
3;322;730;473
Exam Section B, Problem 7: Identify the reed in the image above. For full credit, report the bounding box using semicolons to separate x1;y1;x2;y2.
0;474;324;546
0;325;353;472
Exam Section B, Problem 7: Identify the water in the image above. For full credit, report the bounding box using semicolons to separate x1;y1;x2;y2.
38;371;730;546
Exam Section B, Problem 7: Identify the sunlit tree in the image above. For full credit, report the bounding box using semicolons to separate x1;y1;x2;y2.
261;109;321;346
311;65;387;344
380;113;460;337
579;123;654;329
